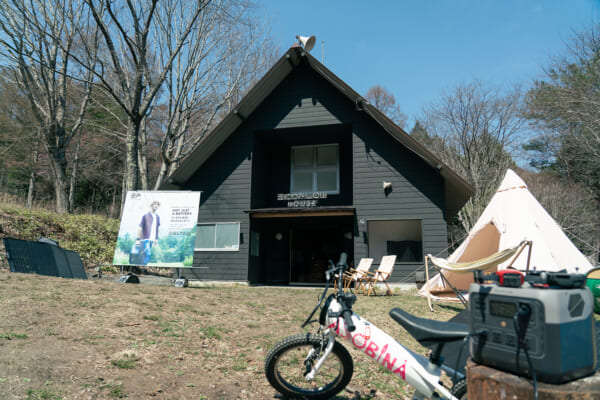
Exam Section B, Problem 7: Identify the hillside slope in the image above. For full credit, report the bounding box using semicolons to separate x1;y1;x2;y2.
0;205;120;271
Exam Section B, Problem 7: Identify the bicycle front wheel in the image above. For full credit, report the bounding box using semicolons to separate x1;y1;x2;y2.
265;332;353;400
450;378;467;399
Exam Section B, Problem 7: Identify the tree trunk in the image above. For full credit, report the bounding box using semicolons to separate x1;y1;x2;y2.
26;170;36;209
45;129;70;214
51;164;69;213
26;131;41;209
138;118;148;190
125;120;141;192
0;160;5;194
120;172;127;218
110;188;117;218
68;140;81;213
153;139;175;190
153;160;170;191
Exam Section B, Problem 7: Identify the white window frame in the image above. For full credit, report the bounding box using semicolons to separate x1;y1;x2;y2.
367;219;423;262
195;222;240;251
290;143;340;194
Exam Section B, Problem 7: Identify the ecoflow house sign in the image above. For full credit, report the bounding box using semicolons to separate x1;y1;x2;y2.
277;192;328;208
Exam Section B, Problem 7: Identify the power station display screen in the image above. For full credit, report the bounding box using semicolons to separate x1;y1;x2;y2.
490;300;517;318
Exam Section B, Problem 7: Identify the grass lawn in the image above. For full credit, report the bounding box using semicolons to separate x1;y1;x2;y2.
0;270;463;399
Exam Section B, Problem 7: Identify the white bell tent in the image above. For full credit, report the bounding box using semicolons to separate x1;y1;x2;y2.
419;169;593;302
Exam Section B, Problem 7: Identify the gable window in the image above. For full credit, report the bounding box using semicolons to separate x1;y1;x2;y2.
195;222;240;251
291;144;339;193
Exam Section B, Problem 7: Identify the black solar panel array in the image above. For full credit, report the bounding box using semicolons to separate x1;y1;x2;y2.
3;238;87;280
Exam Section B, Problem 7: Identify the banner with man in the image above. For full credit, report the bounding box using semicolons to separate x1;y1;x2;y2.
112;191;201;267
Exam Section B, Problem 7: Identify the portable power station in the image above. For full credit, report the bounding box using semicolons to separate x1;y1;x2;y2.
469;272;596;384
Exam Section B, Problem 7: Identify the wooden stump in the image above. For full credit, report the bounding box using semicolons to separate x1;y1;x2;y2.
466;359;600;400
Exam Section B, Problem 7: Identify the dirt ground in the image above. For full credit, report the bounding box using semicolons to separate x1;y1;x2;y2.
0;269;461;400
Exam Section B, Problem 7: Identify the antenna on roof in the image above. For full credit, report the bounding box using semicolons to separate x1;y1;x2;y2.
296;35;316;52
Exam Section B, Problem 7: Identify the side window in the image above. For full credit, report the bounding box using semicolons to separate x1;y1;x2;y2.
291;144;339;193
195;222;240;251
368;220;423;262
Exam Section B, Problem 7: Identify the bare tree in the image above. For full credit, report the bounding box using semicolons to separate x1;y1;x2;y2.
365;85;407;128
78;0;268;194
522;169;600;261
421;80;527;233
0;69;40;203
78;0;197;193
0;0;98;213
525;23;600;194
152;0;276;189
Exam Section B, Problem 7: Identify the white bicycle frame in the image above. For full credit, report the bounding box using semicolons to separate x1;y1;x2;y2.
313;298;465;400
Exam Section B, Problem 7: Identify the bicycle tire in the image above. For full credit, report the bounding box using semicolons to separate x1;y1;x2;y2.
265;332;353;399
450;378;467;400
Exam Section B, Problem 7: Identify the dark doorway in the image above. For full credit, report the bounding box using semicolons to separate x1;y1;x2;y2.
290;219;353;284
252;215;354;285
263;226;290;284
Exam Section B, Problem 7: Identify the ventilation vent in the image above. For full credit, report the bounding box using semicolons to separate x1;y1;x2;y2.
568;293;584;317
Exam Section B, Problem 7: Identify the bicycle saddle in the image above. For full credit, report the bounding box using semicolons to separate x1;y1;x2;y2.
389;307;469;346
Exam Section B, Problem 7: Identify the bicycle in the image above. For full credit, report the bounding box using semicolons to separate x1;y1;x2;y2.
264;253;470;399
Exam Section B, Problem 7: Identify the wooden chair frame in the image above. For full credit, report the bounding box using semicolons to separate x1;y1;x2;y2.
342;258;373;294
363;255;397;296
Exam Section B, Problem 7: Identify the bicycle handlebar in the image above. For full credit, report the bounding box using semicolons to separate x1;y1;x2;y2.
325;263;337;282
303;254;355;331
342;308;356;332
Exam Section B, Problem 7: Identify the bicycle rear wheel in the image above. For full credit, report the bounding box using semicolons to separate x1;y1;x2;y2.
265;332;353;400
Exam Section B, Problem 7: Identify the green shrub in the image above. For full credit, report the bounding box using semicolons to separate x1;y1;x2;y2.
0;205;120;270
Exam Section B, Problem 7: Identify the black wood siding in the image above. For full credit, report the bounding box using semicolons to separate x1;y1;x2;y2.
350;114;448;282
182;63;448;283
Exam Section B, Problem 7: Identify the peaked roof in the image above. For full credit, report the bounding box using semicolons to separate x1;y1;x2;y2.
161;46;473;219
450;169;592;273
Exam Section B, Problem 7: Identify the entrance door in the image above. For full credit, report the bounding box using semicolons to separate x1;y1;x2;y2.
264;227;290;283
252;216;354;285
291;226;349;284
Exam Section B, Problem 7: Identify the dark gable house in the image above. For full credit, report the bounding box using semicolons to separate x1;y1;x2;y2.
160;45;473;285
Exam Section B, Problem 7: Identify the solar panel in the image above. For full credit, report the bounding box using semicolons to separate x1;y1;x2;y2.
3;238;87;280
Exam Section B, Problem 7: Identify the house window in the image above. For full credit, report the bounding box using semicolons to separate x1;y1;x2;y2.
368;220;423;262
291;144;339;193
195;222;240;251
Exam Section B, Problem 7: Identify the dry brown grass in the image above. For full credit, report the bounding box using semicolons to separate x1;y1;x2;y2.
0;271;461;400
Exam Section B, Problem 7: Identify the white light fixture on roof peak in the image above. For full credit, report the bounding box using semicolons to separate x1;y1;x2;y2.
296;35;316;52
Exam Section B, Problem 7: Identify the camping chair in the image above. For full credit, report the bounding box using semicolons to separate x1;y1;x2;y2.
363;255;397;296
342;258;373;294
423;240;532;311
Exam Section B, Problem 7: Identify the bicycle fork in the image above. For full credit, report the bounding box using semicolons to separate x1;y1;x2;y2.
304;330;337;381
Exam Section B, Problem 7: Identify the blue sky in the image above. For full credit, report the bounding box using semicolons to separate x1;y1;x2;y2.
258;1;599;128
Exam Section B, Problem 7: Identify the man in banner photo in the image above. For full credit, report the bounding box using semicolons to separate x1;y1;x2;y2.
137;200;161;266
113;191;201;268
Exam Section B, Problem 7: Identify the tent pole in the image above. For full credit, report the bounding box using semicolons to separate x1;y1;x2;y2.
525;241;532;272
425;256;433;312
437;270;468;308
506;240;532;271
